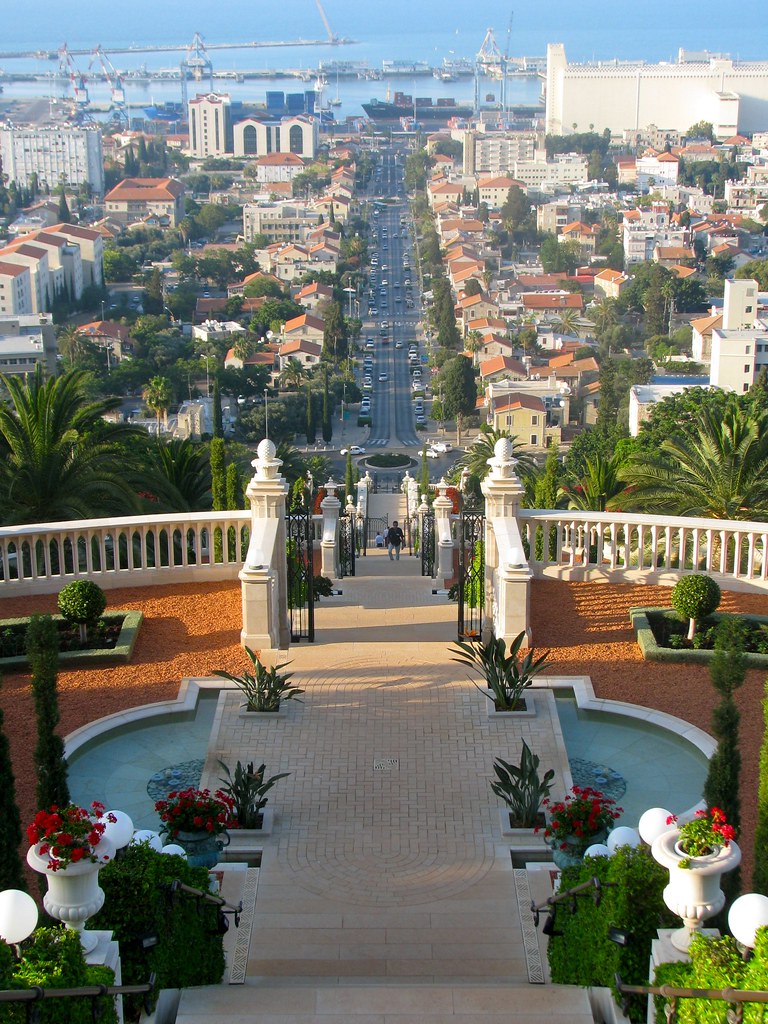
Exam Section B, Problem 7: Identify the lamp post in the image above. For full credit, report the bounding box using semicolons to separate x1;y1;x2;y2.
198;354;210;397
264;388;269;440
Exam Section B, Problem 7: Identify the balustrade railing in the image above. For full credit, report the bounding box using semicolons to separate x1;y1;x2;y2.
0;511;252;594
519;509;768;592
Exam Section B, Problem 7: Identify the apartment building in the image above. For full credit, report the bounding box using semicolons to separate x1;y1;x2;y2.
0;124;104;195
463;128;539;175
709;278;768;393
104;178;185;227
242;202;322;244
622;204;687;267
188;93;233;159
0;313;57;375
233;115;318;160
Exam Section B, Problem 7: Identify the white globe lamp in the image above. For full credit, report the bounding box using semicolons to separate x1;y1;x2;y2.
638;807;674;845
131;830;163;852
728;893;768;949
160;844;187;857
607;826;641;852
0;889;38;944
584;843;610;858
99;810;134;850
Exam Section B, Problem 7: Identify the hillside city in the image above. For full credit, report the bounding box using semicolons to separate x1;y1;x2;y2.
2;33;768;1024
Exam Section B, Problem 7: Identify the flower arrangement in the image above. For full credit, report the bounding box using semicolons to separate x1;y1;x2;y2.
27;801;115;871
155;787;236;839
668;806;737;868
537;786;623;848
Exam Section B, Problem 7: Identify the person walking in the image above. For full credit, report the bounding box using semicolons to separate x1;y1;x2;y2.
386;521;404;561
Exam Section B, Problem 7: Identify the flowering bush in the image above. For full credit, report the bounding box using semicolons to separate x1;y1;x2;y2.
668;806;737;868
27;801;115;871
155;788;236;839
537;786;623;848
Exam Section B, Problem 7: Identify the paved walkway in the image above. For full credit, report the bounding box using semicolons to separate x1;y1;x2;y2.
177;552;589;1022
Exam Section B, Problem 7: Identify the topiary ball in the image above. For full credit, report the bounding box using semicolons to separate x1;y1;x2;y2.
671;574;721;622
58;580;107;625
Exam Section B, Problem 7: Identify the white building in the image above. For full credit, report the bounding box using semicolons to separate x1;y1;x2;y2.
622;204;687;268
242;202;322;244
710;278;768;394
188;93;233;159
635;152;680;192
0;313;57;375
628;382;708;436
0;262;33;315
0;124;104;195
233;116;318;161
463;129;540;175
545;44;768;137
509;152;589;192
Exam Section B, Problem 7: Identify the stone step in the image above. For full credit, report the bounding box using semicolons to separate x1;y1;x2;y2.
175;980;596;1023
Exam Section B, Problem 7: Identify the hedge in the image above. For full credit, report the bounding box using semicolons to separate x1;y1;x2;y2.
547;846;674;1022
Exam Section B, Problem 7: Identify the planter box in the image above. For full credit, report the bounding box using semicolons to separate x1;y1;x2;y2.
224;809;275;856
630;607;768;666
0;611;143;669
499;810;551;865
236;705;289;719
485;689;538;719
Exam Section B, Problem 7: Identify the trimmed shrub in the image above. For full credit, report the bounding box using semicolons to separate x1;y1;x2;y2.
26;614;69;810
548;846;673;1022
671;574;721;640
753;680;768;896
0;700;25;891
4;927;118;1024
92;842;225;1019
57;581;107;643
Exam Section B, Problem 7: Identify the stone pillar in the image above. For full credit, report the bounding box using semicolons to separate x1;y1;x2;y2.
320;477;341;579
239;439;290;657
418;492;431;577
481;437;533;645
433;477;455;584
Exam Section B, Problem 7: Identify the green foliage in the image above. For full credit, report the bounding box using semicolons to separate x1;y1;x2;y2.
5;927;117;1024
0;701;25;890
209;437;226;512
491;741;554;826
217;759;290;828
450;631;550;711
754;680;768;895
312;574;335;599
26;615;69;810
672;575;722;639
548;847;673;1022
652;930;768;1023
214;646;304;712
93;842;224;1019
57;581;107;640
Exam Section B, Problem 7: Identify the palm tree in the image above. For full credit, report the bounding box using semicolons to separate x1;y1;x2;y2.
279;358;307;391
144;439;212;512
454;427;535;485
0;366;145;525
554;309;580;336
559;454;626;512
618;407;768;521
465;330;483;366
142;376;173;435
590;297;619;338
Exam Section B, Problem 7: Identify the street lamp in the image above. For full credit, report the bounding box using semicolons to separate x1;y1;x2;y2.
198;354;210;397
264;388;269;440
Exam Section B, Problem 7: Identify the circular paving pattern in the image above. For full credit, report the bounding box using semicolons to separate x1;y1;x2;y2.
147;758;205;802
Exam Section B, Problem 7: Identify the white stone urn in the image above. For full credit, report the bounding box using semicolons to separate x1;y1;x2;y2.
651;827;741;952
27;837;115;954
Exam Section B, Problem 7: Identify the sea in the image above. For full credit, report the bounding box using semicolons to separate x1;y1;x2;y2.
1;0;765;124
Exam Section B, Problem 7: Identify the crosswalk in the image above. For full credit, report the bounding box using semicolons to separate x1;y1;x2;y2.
367;437;426;448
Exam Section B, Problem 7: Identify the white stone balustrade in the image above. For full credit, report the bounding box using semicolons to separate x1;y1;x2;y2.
320;478;342;579
518;509;768;593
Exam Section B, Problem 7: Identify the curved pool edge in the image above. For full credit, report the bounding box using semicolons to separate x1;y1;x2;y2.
64;676;233;759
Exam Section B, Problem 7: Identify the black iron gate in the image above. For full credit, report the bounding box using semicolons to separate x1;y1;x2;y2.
366;515;389;548
421;507;435;577
457;497;485;641
286;503;314;642
339;510;356;578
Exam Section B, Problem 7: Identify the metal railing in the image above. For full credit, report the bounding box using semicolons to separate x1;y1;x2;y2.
615;974;768;1024
165;878;243;931
530;876;616;935
0;973;155;1018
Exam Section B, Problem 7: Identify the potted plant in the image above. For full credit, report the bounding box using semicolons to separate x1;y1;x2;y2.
491;740;554;831
218;759;291;831
651;806;741;951
214;646;304;713
450;631;550;712
154;787;236;868
537;786;623;869
26;801;116;952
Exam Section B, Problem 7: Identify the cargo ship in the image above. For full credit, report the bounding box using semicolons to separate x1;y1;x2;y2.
362;92;473;123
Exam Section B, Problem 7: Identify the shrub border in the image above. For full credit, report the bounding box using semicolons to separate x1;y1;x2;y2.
629;607;768;666
0;611;143;669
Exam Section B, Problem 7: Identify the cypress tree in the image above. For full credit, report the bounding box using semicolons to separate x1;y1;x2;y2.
420;447;430;499
27;615;70;810
753;680;768;895
322;367;332;443
210;437;226;511
0;692;26;890
305;383;316;445
345;452;354;506
212;376;223;438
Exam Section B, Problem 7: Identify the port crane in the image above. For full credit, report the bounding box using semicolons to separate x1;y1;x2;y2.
180;32;213;111
315;0;340;45
476;27;503;77
89;45;128;125
58;44;89;108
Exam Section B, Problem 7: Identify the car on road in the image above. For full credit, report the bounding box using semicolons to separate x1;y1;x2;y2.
340;446;366;456
378;373;388;382
380;321;389;330
425;447;440;458
431;442;453;454
369;306;378;316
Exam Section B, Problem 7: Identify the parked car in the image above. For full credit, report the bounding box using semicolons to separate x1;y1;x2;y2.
340;446;366;455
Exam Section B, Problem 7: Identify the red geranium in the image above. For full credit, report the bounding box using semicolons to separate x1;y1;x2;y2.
27;801;115;871
155;787;236;839
536;786;623;848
